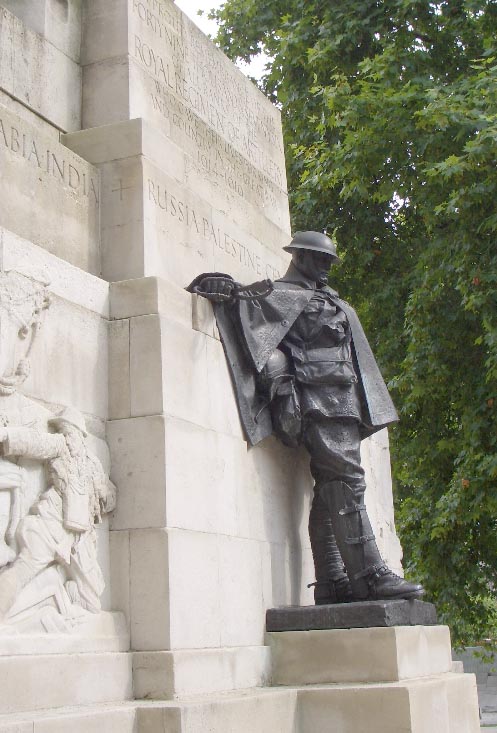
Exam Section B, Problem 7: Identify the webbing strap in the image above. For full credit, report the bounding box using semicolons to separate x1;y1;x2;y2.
339;503;366;516
353;563;386;581
345;533;375;545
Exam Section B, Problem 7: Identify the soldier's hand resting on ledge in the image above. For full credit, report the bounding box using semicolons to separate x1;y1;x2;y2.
198;276;236;302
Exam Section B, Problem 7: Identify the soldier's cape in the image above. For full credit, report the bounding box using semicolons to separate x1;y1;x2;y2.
188;269;398;446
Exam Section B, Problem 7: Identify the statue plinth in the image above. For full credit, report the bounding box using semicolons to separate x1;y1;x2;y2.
266;599;437;633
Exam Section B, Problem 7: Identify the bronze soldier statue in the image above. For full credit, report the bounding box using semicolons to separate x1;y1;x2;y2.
189;231;423;604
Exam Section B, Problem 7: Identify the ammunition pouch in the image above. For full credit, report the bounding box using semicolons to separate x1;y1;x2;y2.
261;349;302;447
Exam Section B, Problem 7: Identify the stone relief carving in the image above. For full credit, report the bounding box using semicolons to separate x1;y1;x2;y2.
0;270;51;397
0;271;116;634
0;270;51;573
0;408;116;632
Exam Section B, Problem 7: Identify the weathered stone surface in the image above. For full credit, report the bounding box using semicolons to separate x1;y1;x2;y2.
129;527;170;651
63;119;290;284
0;652;132;714
268;625;451;685
266;599;437;632
110;277;191;324
0;230;108;419
297;673;480;733
0;612;129;655
133;646;271;700
81;0;287;203
0;89;60;140
136;689;299;733
0;673;480;733
107;415;167;531
1;0;82;62
134;673;479;733
360;428;403;574
1;228;107;316
0;107;100;275
66;113;289;236
0;4;81;131
0;704;138;733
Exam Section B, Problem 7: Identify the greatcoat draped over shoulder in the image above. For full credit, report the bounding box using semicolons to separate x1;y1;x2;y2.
188;268;398;446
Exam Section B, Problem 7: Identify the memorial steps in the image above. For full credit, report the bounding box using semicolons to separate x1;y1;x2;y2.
0;631;480;732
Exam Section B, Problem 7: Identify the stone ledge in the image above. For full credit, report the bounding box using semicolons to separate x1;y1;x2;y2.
133;646;271;700
266;599;437;632
267;626;452;685
0;651;133;715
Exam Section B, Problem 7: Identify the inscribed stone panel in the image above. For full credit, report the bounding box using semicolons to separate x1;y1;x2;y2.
0;105;101;275
93;150;289;284
142;158;289;285
81;0;289;230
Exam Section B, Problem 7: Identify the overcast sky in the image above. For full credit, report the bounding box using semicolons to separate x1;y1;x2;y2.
175;0;220;37
175;0;268;78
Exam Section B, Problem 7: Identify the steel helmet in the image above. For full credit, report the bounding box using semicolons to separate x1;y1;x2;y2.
283;231;340;261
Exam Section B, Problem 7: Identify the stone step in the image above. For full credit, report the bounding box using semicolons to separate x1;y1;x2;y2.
0;702;138;733
0;671;479;733
0;652;133;715
296;673;479;733
136;672;480;733
267;624;453;685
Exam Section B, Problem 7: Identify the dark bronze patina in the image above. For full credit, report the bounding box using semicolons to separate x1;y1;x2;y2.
188;231;424;604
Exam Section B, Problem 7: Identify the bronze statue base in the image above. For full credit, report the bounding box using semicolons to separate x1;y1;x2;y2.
266;599;437;632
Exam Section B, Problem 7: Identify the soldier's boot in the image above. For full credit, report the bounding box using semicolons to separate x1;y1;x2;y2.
319;480;424;602
308;494;352;605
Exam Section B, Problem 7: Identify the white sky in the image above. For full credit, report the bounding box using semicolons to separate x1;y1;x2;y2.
175;0;220;37
175;0;268;79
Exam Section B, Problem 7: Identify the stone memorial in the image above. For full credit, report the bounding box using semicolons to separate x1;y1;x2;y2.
0;0;480;730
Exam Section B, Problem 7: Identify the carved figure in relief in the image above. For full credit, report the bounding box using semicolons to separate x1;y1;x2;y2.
189;232;423;605
0;270;51;569
0;271;51;397
0;407;116;622
0;459;24;568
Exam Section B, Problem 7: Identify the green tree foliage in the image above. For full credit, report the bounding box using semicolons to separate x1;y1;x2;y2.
211;0;497;644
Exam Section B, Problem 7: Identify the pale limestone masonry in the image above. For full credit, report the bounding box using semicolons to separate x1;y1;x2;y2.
0;4;81;131
0;0;479;730
81;0;286;193
1;0;82;62
0;107;100;274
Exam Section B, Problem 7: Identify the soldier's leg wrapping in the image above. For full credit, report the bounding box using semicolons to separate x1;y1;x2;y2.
303;418;423;601
308;492;352;603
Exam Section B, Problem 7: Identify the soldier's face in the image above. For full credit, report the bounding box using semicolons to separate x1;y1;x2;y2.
295;250;334;285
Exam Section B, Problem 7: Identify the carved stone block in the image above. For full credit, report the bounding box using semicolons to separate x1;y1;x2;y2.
0;106;100;275
0;5;81;131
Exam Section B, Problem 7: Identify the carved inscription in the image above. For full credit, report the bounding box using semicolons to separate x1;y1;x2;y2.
0;115;99;204
132;0;184;53
147;178;281;280
149;83;280;210
130;0;286;193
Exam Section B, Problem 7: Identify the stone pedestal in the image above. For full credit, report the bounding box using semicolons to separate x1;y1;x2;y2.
261;624;481;733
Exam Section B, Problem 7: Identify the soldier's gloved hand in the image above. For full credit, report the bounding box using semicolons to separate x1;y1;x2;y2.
197;276;236;302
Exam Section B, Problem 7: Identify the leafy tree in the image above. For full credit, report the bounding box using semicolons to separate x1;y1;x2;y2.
211;0;497;644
